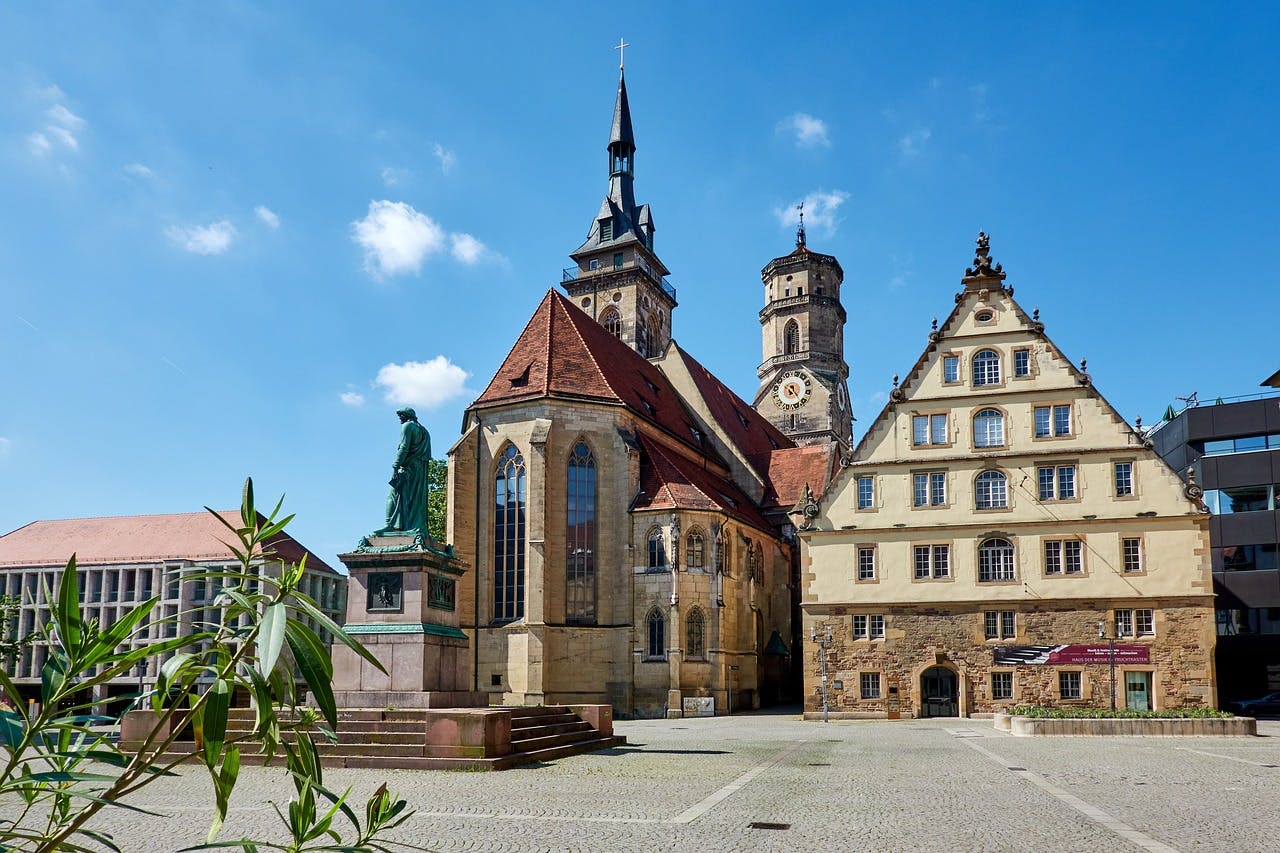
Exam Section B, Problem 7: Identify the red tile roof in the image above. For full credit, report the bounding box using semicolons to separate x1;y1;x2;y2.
0;512;338;575
470;290;725;463
755;445;838;510
671;344;793;462
634;435;776;535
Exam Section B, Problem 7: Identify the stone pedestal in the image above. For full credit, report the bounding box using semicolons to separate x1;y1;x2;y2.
334;534;486;709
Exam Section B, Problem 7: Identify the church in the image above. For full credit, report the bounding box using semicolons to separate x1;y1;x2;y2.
445;68;850;718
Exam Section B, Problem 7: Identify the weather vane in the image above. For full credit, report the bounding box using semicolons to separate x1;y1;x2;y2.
796;201;806;248
615;37;630;70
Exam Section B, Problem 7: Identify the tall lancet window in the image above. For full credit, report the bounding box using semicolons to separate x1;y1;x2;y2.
494;444;527;622
636;319;652;358
566;441;597;623
601;307;622;338
784;320;801;355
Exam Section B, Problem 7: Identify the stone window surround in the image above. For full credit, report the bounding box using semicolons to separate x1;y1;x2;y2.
982;609;1017;641
1120;533;1146;575
855;474;877;512
910;410;953;449
859;670;883;700
1112;457;1139;500
909;469;950;510
1035;460;1082;504
941;351;962;385
855;544;878;584
973;467;1014;513
1057;667;1090;702
976;535;1019;584
970;347;1006;389
971;405;1009;450
989;668;1016;702
1032;401;1076;442
911;541;954;583
643;605;666;661
851;613;886;641
1120;666;1160;711
1012;346;1037;380
1042;536;1088;578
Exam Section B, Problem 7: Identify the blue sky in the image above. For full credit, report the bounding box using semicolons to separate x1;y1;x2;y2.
2;2;1278;568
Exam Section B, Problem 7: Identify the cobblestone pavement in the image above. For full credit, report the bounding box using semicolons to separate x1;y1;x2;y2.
31;713;1280;852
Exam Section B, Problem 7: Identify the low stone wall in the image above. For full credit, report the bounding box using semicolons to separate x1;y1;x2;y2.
1004;715;1256;736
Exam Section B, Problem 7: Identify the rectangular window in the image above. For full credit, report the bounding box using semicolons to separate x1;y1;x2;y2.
1059;671;1082;700
1000;610;1016;638
1114;462;1134;497
612;251;624;267
1136;609;1154;636
1044;540;1062;575
1058;466;1076;499
857;476;875;509
992;671;1013;700
1034;406;1051;438
1115;609;1134;637
1123;538;1143;573
1038;467;1056;501
914;546;932;580
913;415;928;446
853;614;867;639
984;610;1015;639
913;472;946;507
912;414;949;446
914;545;950;579
1034;404;1073;438
930;414;947;445
1038;465;1077;500
943;356;959;383
869;614;885;639
600;219;613;241
861;672;882;699
1014;349;1030;377
857;547;876;581
1064;540;1083;574
932;544;950;578
1053;405;1072;436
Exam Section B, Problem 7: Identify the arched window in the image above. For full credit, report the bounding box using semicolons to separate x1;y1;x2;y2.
686;528;706;570
494;444;527;622
601;307;622;338
972;349;1001;386
636;319;651;358
714;531;727;574
975;470;1009;510
973;408;1005;448
647;527;666;570
979;538;1016;582
686;607;706;659
646;607;665;658
566;441;596;623
784;320;801;355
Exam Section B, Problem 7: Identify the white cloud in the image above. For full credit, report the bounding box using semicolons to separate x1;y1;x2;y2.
433;143;456;174
339;391;365;407
898;128;932;158
27;132;51;156
381;166;408;187
255;205;280;229
775;189;850;236
351;200;445;279
165;220;237;255
450;233;489;265
778;112;831;148
46;104;85;131
375;357;470;409
124;162;154;178
30;100;86;156
46;125;79;151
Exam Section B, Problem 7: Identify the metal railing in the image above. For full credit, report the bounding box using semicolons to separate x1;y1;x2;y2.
562;256;677;302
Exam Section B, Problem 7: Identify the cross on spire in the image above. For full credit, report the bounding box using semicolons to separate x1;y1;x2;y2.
615;37;630;70
796;202;807;248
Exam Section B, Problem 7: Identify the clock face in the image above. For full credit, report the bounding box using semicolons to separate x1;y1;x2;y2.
773;370;812;410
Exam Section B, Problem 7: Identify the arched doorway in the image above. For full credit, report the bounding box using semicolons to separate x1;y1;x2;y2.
920;666;958;718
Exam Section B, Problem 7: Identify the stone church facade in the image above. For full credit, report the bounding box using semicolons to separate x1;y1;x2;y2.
446;71;845;718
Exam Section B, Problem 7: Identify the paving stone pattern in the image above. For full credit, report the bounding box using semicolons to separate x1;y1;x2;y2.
31;714;1280;852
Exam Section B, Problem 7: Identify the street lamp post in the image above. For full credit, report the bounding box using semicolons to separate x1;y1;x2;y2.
810;624;833;724
1097;620;1117;712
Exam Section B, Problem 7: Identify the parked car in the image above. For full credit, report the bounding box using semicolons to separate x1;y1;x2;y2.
1230;692;1280;716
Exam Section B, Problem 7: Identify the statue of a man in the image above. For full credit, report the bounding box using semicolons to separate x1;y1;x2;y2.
379;407;432;539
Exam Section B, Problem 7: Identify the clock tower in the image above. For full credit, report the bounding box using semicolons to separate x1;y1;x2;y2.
751;220;852;449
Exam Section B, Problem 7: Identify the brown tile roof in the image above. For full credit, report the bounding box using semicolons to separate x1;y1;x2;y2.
671;344;793;462
470;290;725;463
0;512;338;575
634;435;776;535
755;445;839;509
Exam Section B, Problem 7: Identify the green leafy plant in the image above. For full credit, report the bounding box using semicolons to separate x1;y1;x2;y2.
1008;705;1232;719
426;458;447;545
0;479;414;852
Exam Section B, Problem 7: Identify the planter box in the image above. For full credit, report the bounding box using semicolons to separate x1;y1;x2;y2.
1009;715;1256;737
992;712;1012;732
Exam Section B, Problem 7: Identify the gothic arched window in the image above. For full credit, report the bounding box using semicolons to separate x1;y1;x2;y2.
978;537;1016;582
686;528;706;570
646;607;665;659
636;319;651;358
494;444;527;622
973;408;1005;448
753;543;765;584
975;470;1009;510
566;441;596;623
972;349;1001;386
647;527;666;570
686;607;706;659
784;320;801;355
601;307;622;338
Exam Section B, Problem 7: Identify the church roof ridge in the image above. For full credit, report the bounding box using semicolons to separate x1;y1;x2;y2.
635;433;775;535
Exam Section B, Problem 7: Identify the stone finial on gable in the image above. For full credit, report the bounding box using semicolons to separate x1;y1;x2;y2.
962;230;1007;291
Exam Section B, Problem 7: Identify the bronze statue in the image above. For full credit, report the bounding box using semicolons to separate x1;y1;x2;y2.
378;407;432;540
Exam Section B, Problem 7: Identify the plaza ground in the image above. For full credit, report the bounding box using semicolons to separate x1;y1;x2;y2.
62;711;1280;851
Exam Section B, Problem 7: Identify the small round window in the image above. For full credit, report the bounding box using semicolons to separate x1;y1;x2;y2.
580;297;591;308
976;310;994;322
612;291;622;302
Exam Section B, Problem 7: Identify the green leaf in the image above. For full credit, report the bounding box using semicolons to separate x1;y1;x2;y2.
283;621;336;730
201;678;231;768
0;708;25;748
53;555;83;654
291;595;386;674
257;603;286;677
40;649;69;704
241;478;256;530
207;745;240;842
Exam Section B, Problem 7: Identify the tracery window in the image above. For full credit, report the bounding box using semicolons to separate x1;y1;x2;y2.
646;607;665;659
975;470;1009;509
784;320;801;355
972;349;1001;386
686;528;706;570
493;444;527;622
973;408;1005;448
647;527;666;570
686;607;706;659
601;307;622;338
566;441;597;623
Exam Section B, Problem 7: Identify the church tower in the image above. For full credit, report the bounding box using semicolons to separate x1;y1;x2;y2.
752;219;853;448
562;68;675;359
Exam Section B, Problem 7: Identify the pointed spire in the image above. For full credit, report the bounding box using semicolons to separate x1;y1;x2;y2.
796;203;807;249
610;72;635;150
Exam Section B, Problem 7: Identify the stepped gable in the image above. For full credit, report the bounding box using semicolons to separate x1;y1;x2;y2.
471;290;718;460
0;511;337;574
634;434;775;535
757;444;839;509
672;344;794;461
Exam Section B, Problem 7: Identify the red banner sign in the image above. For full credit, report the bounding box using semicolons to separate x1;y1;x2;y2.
993;644;1150;666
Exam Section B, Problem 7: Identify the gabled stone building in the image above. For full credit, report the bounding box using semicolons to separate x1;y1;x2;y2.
445;70;844;717
797;235;1216;718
